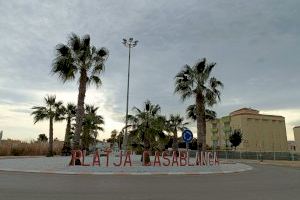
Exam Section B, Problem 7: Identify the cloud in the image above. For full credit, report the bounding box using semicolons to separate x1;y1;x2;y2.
0;0;299;141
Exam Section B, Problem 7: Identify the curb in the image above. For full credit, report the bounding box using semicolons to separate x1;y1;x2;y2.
0;166;253;176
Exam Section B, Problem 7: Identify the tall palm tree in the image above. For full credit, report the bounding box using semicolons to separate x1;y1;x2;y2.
31;95;64;156
51;33;109;149
61;103;76;155
186;104;217;121
128;100;166;151
81;105;104;150
175;58;223;151
166;114;188;152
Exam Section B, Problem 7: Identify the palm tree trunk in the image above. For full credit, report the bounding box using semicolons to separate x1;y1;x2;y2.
196;93;206;152
73;69;88;150
172;130;179;152
48;116;54;156
61;117;71;156
64;117;71;144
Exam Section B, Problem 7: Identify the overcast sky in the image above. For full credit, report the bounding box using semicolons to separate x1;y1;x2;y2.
0;0;299;141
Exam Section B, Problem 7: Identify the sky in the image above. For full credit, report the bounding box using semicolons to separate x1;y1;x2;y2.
0;0;299;141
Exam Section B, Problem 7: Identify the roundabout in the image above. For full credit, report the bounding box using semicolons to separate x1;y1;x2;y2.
0;155;252;175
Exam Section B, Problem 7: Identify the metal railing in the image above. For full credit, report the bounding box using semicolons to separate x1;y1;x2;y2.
215;150;300;161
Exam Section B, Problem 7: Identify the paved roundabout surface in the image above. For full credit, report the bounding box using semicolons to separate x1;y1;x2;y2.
0;163;299;200
0;156;252;175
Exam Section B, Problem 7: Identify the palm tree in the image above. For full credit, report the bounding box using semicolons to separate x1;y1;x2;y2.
186;104;217;121
61;103;76;155
110;129;118;143
51;33;109;149
31;95;64;156
128;100;166;151
81;105;104;150
166;114;188;152
175;58;223;151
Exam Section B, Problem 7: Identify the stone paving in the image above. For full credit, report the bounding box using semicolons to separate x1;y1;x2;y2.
0;155;252;175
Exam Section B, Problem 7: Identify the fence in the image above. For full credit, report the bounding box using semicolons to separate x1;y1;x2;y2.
216;151;300;161
182;150;300;161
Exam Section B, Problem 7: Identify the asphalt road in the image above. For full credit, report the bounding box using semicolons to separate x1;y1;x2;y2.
0;164;299;200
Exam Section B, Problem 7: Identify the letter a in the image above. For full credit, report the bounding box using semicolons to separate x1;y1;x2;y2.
171;151;179;166
123;151;132;167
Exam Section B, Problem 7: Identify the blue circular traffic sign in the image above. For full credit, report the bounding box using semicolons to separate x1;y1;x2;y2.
182;128;193;143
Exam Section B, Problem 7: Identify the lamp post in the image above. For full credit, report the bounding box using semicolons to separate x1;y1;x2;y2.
122;37;138;151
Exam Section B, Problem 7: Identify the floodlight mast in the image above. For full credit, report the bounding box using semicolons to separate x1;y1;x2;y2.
122;37;138;151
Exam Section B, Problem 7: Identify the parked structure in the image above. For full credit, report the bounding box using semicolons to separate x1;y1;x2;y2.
206;108;288;152
293;126;300;152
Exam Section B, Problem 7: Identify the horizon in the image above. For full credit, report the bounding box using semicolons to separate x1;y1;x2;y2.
0;0;299;141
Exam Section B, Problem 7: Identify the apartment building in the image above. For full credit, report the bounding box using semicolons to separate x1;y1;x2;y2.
206;108;288;152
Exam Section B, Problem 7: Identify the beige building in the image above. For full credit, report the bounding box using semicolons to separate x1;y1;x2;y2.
293;126;300;152
206;108;288;152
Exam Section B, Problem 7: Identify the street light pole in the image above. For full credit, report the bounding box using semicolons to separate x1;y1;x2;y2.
122;37;138;151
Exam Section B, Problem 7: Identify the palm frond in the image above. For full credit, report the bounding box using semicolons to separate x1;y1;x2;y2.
186;104;197;121
87;75;102;88
193;58;206;74
31;106;48;124
68;33;81;52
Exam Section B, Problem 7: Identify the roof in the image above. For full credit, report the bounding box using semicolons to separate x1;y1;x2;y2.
230;107;284;118
230;108;259;116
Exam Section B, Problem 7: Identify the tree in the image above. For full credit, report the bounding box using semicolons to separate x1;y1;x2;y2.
51;33;109;150
229;129;243;150
81;105;104;150
175;58;223;151
61;103;76;156
186;104;217;121
107;129;118;144
31;95;64;156
37;134;48;142
166;114;188;152
128;100;166;152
